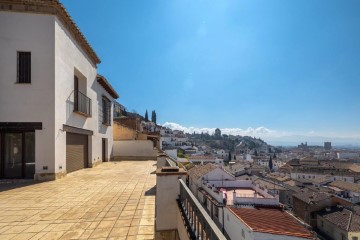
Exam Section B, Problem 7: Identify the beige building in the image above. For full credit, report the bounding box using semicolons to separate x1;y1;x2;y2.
317;207;360;240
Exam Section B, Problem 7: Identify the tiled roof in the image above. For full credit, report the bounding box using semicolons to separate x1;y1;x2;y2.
189;155;216;160
318;207;360;232
228;207;313;239
293;191;331;204
253;178;286;191
187;164;217;181
349;164;360;173
0;0;100;64
330;180;360;193
97;74;119;99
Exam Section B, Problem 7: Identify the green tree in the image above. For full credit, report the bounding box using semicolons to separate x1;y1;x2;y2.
144;110;148;122
269;155;273;171
254;149;258;156
273;153;277;159
234;155;236;160
151;110;157;124
228;152;232;162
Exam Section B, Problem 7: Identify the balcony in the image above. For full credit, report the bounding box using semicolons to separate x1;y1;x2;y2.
177;179;227;240
74;90;91;117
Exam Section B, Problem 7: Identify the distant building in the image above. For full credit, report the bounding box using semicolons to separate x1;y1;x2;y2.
214;128;221;138
337;152;359;160
187;164;313;240
298;142;308;151
317;207;360;240
324;142;332;150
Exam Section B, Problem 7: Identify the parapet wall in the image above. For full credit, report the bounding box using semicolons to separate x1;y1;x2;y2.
113;140;157;160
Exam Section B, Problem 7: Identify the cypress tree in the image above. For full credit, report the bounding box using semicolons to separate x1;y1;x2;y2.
145;110;148;122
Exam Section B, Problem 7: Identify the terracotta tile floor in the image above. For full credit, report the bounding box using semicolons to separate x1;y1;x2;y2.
0;161;157;240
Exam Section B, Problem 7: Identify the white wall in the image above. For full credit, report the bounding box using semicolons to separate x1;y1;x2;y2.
54;17;114;173
156;174;187;231
224;208;254;240
0;12;56;174
291;172;354;183
113;140;157;158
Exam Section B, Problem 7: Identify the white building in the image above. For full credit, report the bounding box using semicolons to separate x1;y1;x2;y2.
290;172;355;183
0;0;119;180
337;152;359;160
188;164;313;240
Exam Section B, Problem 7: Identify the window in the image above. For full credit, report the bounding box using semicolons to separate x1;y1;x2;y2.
102;96;111;126
17;52;31;83
352;237;358;240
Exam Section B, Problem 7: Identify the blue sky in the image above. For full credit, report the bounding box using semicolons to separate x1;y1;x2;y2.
62;0;360;142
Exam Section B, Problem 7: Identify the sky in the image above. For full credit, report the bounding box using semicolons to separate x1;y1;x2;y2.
61;0;360;144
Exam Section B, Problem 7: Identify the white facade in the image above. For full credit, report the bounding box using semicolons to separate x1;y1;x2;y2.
337;152;359;159
291;172;354;183
0;7;118;179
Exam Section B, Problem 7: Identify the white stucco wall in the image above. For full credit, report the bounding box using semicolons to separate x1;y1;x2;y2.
54;17;114;173
113;140;157;158
156;174;187;231
291;172;354;183
0;12;56;174
0;11;115;177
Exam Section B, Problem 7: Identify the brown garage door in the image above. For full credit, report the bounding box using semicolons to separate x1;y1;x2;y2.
66;133;88;173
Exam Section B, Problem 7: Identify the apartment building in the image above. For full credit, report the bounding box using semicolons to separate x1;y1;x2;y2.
0;0;119;180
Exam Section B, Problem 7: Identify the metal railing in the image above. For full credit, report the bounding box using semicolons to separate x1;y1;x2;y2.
74;90;91;117
177;179;227;240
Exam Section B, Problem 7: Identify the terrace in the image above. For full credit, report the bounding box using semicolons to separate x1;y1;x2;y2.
0;161;156;239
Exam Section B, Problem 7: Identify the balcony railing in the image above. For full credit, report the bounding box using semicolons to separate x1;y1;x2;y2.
74;90;91;117
177;179;227;240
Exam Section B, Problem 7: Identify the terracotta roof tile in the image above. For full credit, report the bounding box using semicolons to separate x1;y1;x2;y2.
330;180;360;193
293;191;331;204
187;164;217;181
228;207;313;239
318;207;360;232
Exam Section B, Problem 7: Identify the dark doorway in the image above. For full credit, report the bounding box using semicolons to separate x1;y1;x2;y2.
0;131;35;179
102;138;106;162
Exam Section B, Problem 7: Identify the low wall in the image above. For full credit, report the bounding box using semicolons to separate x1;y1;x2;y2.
113;140;157;160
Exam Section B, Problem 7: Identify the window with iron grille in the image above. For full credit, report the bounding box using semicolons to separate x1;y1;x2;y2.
17;52;31;83
102;96;111;126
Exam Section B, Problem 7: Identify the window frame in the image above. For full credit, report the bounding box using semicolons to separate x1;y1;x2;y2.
17;51;31;84
102;96;111;126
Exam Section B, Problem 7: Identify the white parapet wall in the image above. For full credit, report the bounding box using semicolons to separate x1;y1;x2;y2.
113;140;157;160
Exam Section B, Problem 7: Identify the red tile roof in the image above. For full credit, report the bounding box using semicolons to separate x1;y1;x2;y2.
228;207;313;239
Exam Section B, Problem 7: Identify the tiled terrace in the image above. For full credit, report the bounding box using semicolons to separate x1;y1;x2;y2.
0;161;156;240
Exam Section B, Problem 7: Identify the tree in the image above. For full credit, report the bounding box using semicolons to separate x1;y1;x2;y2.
269;155;273;171
151;110;157;124
273;153;277;159
228;152;232;162
254;149;258;156
234;155;236;160
144;110;148;122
